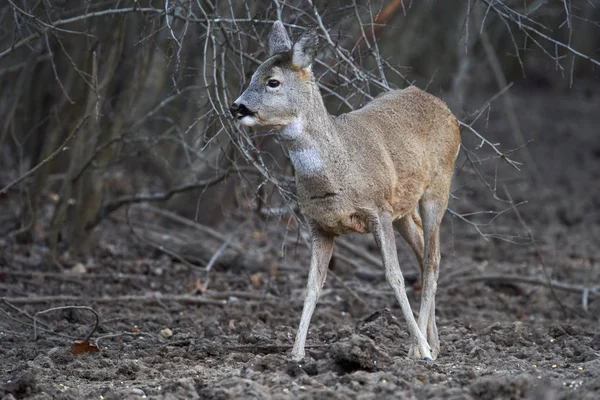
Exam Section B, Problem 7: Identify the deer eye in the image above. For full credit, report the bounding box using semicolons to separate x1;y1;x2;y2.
267;79;280;88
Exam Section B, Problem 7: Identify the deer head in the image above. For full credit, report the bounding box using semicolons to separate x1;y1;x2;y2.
230;22;319;130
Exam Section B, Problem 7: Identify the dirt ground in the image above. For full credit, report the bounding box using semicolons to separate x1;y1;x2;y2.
1;84;600;400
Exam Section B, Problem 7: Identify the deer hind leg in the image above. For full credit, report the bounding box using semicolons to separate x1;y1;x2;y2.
394;208;425;268
417;189;449;360
372;212;432;361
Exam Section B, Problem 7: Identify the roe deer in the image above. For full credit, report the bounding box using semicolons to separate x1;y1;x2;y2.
230;22;461;361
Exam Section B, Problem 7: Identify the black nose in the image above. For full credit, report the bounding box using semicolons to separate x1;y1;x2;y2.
230;102;252;119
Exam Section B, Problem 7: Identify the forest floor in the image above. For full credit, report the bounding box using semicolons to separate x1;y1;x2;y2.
1;84;600;399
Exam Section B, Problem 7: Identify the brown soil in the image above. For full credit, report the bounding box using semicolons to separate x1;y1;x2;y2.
1;85;599;399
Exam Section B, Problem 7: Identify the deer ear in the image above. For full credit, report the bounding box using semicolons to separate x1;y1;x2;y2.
292;28;318;69
268;21;292;56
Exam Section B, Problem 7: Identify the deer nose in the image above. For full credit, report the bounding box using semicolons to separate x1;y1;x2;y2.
230;102;252;119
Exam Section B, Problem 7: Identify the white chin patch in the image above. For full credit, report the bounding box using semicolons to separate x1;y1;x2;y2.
239;115;258;126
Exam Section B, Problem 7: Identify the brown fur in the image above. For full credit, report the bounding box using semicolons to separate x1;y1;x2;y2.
294;86;460;236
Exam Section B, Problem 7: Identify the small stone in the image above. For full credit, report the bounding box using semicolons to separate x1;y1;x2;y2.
131;388;145;396
160;328;173;338
70;263;87;274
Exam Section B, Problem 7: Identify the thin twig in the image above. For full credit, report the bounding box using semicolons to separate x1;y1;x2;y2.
443;274;599;297
143;205;246;252
33;306;99;341
1;298;51;328
336;237;383;270
481;0;600;67
2;295;227;306
92;171;229;228
0;116;89;195
503;186;570;317
125;206;204;271
328;270;373;310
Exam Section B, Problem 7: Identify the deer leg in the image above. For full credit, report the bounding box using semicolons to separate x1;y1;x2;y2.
291;225;335;361
394;209;425;268
418;199;445;360
372;212;432;361
393;211;430;359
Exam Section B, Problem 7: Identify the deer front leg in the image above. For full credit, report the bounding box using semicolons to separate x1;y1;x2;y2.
371;212;432;361
291;225;335;361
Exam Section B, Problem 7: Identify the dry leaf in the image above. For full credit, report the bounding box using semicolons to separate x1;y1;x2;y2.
250;273;262;289
192;277;206;294
71;340;100;355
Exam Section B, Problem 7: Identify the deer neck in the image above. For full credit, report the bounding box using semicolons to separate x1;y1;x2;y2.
280;91;340;182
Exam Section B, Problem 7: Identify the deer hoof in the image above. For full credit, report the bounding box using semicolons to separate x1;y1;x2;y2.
290;350;305;362
408;343;433;361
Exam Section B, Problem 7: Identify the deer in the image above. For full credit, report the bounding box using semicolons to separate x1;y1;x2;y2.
230;22;461;362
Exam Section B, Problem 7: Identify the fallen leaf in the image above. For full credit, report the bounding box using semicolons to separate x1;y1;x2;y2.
71;340;100;355
191;278;206;294
250;273;262;289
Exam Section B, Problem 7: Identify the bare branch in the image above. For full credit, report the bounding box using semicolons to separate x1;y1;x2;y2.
0;115;90;195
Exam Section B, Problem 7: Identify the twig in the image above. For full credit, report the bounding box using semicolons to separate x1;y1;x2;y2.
479;27;540;182
91;171;229;228
328;270;372;310
142;205;246;252
125;206;204;271
0;269;151;282
0;7;165;60
44;32;74;104
202;219;251;291
33;306;99;341
443;274;599;298
94;331;157;350
458;120;522;170
225;344;327;353
205;221;247;273
2;295;227;306
1;298;51;328
336;237;384;270
504;185;569;317
481;0;600;68
0;303;74;340
0;116;89;195
0;54;51;78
